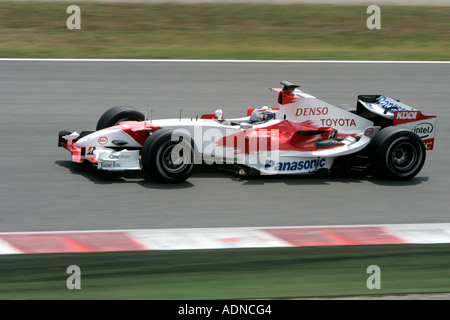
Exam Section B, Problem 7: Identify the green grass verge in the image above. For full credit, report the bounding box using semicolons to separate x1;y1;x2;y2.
0;244;449;299
0;2;448;60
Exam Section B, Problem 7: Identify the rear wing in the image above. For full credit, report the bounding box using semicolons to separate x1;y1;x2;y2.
357;95;417;118
357;95;436;150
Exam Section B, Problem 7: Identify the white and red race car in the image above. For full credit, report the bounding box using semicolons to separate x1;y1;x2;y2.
58;81;436;182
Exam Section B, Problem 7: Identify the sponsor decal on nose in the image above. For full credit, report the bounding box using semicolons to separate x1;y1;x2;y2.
98;137;108;145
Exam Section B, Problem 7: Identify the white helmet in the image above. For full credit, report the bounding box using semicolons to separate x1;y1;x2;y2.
249;106;274;123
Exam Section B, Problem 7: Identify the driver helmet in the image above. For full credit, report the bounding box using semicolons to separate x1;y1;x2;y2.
249;106;274;123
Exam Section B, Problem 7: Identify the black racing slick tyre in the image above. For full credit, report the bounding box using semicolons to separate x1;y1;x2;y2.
96;106;145;130
371;126;426;180
141;129;195;183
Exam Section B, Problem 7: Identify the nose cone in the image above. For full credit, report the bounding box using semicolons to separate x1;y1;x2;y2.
73;126;144;149
75;133;96;148
75;137;88;148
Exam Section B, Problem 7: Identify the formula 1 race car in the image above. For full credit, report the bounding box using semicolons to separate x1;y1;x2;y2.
58;81;436;183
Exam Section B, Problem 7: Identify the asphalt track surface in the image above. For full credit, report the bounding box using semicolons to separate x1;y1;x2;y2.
0;60;449;232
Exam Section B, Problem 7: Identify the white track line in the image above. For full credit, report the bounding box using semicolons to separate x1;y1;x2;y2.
1;222;449;235
0;58;449;63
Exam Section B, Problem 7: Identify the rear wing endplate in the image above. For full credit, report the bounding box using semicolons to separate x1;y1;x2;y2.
393;110;436;150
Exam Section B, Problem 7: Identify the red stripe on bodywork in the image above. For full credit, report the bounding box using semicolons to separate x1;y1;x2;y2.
201;114;218;119
61;141;84;163
118;121;161;146
217;120;350;154
270;88;301;105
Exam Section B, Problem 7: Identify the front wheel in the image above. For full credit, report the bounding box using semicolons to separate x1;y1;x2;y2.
96;106;145;131
371;126;426;180
141;129;195;183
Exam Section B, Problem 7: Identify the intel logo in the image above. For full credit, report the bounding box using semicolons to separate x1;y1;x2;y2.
413;122;433;138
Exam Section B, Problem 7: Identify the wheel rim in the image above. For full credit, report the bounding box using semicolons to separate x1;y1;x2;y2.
390;142;418;172
160;142;190;174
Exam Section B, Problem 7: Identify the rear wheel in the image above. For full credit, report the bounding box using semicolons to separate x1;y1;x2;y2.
141;129;195;183
371;126;426;180
96;106;145;130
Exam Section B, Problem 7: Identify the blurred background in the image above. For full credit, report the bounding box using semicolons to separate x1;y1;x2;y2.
0;0;448;60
